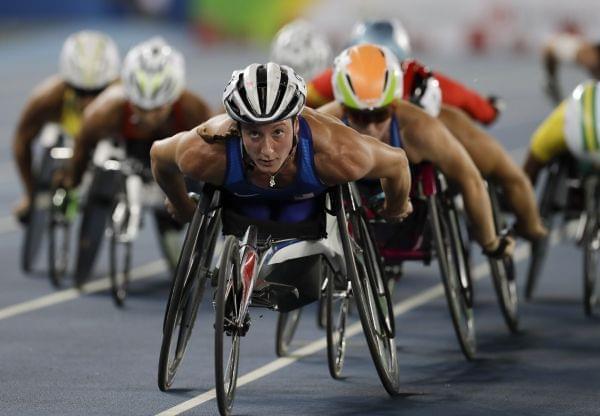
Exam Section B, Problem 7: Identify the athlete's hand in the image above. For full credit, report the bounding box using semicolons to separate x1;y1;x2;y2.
482;234;515;259
379;199;413;223
164;195;197;224
13;196;31;224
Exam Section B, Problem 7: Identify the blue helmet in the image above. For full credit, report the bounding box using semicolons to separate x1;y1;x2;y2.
349;19;411;62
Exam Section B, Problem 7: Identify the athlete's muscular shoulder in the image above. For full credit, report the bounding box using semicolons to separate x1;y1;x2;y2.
168;113;234;185
392;99;445;163
177;90;213;129
21;75;67;123
302;107;377;184
81;84;126;135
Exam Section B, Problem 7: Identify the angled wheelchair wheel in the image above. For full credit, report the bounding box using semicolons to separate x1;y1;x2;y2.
74;168;122;287
583;176;600;317
430;189;476;361
158;188;220;392
275;308;303;357
525;160;565;300
48;189;72;288
109;191;132;307
325;258;349;380
215;235;242;416
335;185;400;395
487;182;519;333
22;148;56;273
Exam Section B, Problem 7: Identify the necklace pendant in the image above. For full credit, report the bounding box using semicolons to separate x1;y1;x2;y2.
269;176;276;188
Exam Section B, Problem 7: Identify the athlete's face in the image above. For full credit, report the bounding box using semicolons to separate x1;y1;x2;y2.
240;118;297;175
132;104;173;129
346;106;392;140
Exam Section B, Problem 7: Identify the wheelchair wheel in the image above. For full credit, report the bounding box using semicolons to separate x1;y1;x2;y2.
583;177;600;317
215;235;242;416
157;189;220;392
335;185;400;395
21;148;55;273
525;160;565;299
48;189;71;288
326;259;349;379
487;182;519;333
430;191;477;360
109;196;131;307
275;309;302;357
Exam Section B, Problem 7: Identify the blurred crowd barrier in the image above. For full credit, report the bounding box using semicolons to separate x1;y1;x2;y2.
1;0;599;54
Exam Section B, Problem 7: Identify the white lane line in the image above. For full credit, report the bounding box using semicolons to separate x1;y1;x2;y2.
0;260;166;321
0;215;19;235
155;243;533;416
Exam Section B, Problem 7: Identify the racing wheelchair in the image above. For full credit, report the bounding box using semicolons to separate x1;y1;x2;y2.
525;154;600;316
157;184;400;415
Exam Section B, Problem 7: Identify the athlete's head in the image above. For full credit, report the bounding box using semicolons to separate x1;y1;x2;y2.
60;30;120;105
223;62;307;175
122;37;185;127
332;43;403;137
270;19;332;81
349;19;411;62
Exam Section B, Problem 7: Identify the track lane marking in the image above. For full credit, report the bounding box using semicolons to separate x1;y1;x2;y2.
0;260;166;320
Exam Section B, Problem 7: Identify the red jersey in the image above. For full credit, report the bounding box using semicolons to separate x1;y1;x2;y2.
307;59;499;125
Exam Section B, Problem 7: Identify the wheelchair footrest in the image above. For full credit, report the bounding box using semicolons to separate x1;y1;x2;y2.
251;282;299;311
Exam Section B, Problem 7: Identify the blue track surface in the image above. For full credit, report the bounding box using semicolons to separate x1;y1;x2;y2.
0;21;598;416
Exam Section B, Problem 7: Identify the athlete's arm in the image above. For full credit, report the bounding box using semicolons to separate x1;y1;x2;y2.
68;88;124;186
179;90;213;129
306;109;412;220
12;76;64;196
399;104;498;249
151;115;228;222
523;101;568;185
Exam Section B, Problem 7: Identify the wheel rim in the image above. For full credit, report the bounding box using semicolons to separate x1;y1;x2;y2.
585;226;600;314
433;197;476;358
217;248;242;412
327;271;349;377
276;309;302;356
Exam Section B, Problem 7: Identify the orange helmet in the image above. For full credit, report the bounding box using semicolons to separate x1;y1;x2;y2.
332;43;403;110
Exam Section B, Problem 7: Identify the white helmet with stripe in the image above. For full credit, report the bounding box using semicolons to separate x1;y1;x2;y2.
223;62;307;124
564;81;600;166
270;19;332;81
59;30;120;91
122;37;185;110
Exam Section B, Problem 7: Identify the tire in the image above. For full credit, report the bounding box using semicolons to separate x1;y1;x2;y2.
157;189;220;392
275;309;302;357
583;177;600;317
430;192;477;361
525;160;564;299
109;196;131;307
335;186;400;395
48;195;70;288
21;149;55;273
215;236;242;416
326;258;349;379
487;182;519;333
74;168;122;287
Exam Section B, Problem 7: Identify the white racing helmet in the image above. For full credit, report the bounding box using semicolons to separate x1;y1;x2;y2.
122;37;185;110
59;30;120;91
270;19;332;81
223;62;307;124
